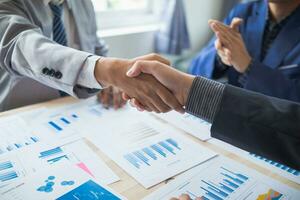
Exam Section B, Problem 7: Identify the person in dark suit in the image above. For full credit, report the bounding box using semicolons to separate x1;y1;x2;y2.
189;0;300;102
126;59;300;170
125;59;300;200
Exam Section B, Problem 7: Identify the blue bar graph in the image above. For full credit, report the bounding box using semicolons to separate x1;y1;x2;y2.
31;137;39;143
60;117;70;124
151;145;167;157
0;171;18;182
201;180;228;198
39;147;63;158
196;166;250;200
48;121;62;131
249;153;300;176
159;141;175;155
142;148;157;160
0;161;13;171
124;154;140;169
166;139;181;150
72;114;78;118
47;155;69;164
124;138;182;169
220;167;248;181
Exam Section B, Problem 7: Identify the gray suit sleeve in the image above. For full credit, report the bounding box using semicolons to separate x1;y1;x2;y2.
0;1;96;98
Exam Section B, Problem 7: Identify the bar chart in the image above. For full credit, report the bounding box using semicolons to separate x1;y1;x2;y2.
47;113;79;133
0;116;40;155
124;138;181;169
144;157;298;200
38;147;69;164
197;166;249;200
0;160;19;185
249;153;300;176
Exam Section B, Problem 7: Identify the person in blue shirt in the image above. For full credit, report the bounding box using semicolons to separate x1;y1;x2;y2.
189;0;300;102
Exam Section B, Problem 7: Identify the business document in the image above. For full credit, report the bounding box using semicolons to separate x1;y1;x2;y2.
153;111;211;141
85;112;217;188
0;162;125;200
0;140;119;188
209;139;300;185
144;157;300;200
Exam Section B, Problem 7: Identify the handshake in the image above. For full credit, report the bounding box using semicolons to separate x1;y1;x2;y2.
94;53;195;114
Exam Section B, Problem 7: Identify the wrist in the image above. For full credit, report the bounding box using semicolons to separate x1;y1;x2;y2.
94;57;132;87
179;74;195;106
240;56;252;73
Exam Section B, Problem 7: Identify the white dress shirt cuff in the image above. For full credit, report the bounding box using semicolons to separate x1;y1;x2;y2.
77;55;102;89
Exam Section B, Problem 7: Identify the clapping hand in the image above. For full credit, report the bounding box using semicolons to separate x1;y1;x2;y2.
209;18;252;73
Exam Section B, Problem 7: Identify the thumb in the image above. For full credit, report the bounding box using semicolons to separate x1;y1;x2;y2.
126;61;155;77
230;17;243;32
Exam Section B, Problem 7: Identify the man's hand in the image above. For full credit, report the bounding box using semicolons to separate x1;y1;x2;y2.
209;19;252;73
94;54;184;113
170;194;203;200
214;18;243;66
125;60;195;112
97;86;126;109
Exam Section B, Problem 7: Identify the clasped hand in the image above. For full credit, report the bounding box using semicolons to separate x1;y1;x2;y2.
94;54;194;114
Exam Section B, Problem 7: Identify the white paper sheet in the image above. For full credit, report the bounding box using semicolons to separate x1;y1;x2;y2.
0;162;125;200
0;140;119;188
153;111;211;141
144;156;300;200
209;138;300;185
84;111;217;188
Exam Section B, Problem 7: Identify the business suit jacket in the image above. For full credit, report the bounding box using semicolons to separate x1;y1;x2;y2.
212;85;300;170
189;0;300;102
0;0;106;110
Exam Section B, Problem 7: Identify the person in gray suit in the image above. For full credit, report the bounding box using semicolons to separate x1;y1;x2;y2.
0;0;183;113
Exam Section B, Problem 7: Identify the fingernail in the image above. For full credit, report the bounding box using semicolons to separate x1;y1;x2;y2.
126;69;133;76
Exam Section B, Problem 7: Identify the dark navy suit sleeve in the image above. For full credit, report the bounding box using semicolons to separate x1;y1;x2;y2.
212;85;300;170
245;59;300;102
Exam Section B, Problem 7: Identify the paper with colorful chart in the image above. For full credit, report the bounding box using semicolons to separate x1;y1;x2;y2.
0;140;119;188
0;162;125;200
144;156;300;200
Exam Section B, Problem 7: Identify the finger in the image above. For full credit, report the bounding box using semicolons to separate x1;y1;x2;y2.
134;53;171;66
225;48;233;63
122;93;131;101
214;39;224;51
196;197;204;200
170;198;179;200
215;22;238;41
100;89;111;108
216;32;231;48
130;99;146;112
145;94;167;113
156;87;184;113
113;92;121;109
179;194;191;200
127;60;158;77
230;17;243;32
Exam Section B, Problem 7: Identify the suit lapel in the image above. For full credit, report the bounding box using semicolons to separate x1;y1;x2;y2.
263;7;300;69
246;0;268;60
